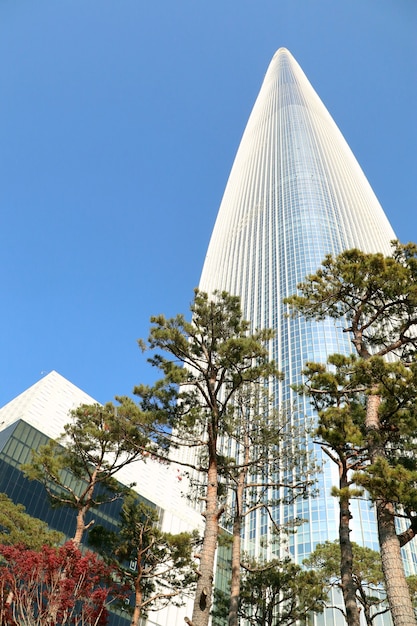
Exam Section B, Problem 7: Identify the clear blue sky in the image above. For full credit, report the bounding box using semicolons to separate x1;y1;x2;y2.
0;0;416;406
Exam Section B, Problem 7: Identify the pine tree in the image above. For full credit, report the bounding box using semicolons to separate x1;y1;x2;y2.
220;388;316;626
134;290;279;626
305;540;390;626
285;242;417;626
212;556;327;626
299;354;367;626
22;399;167;546
89;496;197;626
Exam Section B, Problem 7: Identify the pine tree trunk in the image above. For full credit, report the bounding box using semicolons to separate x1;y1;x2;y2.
339;465;360;626
190;457;220;626
73;508;86;548
228;431;249;626
366;393;416;626
377;500;416;626
228;473;247;626
362;601;373;626
73;469;97;547
228;514;241;626
130;578;142;626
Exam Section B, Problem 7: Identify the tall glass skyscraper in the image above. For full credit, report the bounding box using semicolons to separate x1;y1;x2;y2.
199;48;412;621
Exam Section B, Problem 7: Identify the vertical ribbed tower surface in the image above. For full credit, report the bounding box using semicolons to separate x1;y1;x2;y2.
199;48;413;616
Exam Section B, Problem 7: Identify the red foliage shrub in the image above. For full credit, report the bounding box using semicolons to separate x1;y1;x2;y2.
0;541;128;625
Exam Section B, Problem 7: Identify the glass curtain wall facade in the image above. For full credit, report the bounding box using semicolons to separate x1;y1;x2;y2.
198;48;412;622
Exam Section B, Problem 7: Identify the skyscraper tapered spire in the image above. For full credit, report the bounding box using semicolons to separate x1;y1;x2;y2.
200;48;395;313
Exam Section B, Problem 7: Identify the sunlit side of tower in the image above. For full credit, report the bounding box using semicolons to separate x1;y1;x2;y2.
198;48;411;607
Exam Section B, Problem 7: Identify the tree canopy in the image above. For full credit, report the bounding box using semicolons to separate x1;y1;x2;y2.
0;493;63;550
